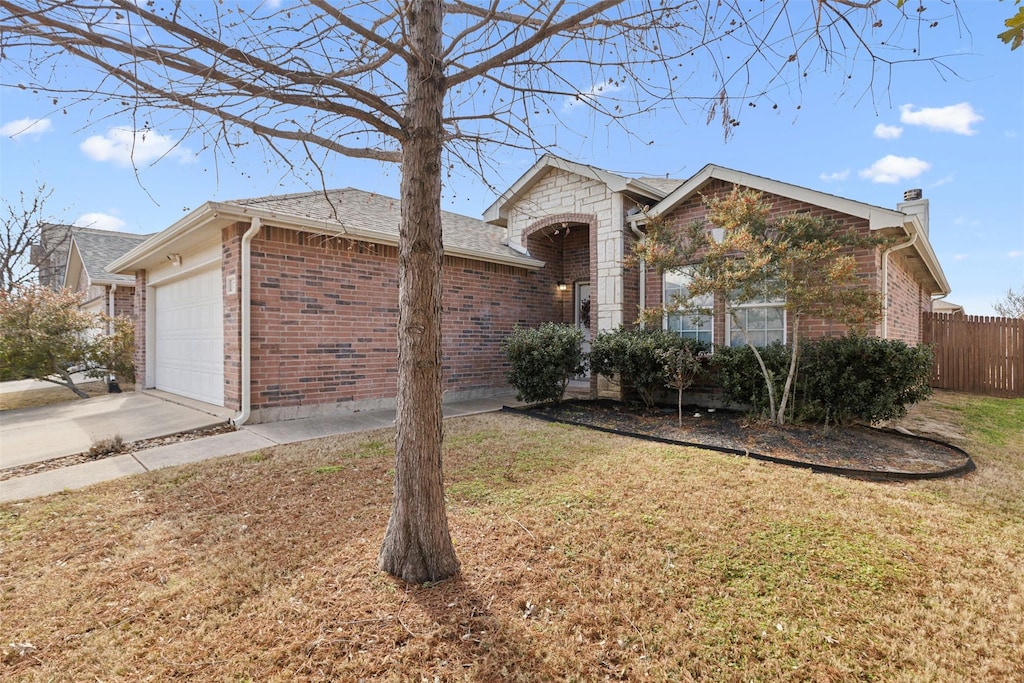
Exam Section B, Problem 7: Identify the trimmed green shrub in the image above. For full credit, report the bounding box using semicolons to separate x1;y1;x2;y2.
712;342;792;419
799;335;933;426
502;322;586;404
590;327;704;408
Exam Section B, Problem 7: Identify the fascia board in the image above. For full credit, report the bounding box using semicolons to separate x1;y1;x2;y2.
107;203;222;273
62;238;83;289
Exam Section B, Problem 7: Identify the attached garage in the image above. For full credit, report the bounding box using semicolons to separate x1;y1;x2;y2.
153;265;224;406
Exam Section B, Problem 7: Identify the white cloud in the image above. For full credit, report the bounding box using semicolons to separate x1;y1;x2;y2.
952;253;969;261
80;126;194;166
564;80;623;111
819;169;850;182
1009;251;1023;259
1;117;53;139
858;155;931;184
73;212;126;231
873;123;903;140
899;102;983;136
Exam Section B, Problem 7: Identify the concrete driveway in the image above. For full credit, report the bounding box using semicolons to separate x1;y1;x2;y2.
0;391;230;469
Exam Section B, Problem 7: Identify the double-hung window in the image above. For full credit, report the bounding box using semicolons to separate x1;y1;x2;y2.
664;268;713;344
727;280;785;347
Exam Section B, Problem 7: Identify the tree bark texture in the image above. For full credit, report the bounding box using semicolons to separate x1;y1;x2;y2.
378;0;460;584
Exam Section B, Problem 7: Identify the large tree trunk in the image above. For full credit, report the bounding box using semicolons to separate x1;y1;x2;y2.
378;0;460;584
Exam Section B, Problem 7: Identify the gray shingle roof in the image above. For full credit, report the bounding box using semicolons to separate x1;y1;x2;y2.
72;227;153;283
227;188;518;261
637;177;685;194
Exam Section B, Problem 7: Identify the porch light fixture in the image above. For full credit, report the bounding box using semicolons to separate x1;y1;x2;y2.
167;253;182;266
557;281;568;292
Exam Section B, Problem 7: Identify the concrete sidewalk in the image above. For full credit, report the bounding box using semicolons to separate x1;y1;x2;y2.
0;394;520;503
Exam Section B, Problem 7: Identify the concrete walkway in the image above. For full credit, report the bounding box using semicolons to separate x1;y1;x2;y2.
0;394;519;504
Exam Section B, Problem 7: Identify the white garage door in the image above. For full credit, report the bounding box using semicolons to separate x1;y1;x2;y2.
154;266;224;406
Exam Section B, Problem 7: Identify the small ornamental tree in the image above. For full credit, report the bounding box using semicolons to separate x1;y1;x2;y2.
656;339;709;426
502;323;586;404
0;285;99;397
633;188;890;425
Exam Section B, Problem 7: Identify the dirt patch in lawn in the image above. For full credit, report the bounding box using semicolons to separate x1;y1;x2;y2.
516;399;971;478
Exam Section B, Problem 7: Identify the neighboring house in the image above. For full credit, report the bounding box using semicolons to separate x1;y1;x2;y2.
932;299;965;315
63;227;152;320
108;155;950;422
30;223;74;290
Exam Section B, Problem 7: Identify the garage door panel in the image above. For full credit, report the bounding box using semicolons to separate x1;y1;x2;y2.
154;266;224;406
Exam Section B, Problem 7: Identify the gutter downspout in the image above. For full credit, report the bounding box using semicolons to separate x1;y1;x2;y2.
881;223;918;339
108;283;117;385
108;283;117;331
630;223;646;326
231;217;262;427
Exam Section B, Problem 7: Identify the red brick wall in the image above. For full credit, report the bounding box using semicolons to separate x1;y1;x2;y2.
222;223;244;411
112;285;135;318
133;271;147;389
222;226;561;416
886;251;931;343
644;179;892;344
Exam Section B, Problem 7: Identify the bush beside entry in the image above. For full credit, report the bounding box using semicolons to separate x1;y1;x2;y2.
502;322;586;404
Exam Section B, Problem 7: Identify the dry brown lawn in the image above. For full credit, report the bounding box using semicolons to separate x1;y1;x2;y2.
1;391;1021;681
0;380;134;412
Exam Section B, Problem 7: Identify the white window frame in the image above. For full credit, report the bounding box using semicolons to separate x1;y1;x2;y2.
663;268;713;345
726;281;786;348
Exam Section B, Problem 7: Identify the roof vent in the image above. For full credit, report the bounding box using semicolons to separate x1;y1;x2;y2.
903;188;923;201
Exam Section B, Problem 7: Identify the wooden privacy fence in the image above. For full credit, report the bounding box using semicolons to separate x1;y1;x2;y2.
921;312;1024;398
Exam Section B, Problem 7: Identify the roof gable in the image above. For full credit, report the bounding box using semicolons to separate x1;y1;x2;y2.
64;227;151;287
648;164;907;230
641;164;949;296
484;154;674;226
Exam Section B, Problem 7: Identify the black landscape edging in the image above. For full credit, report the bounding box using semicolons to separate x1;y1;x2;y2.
502;405;976;482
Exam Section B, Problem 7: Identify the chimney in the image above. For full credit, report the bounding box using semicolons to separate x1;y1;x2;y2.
897;189;929;237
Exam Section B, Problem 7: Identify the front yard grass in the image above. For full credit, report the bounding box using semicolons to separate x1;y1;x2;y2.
1;391;1021;681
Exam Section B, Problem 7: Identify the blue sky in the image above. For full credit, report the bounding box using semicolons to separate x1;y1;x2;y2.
1;1;1021;315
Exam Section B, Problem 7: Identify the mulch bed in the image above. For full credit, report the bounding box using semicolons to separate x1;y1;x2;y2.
514;399;973;479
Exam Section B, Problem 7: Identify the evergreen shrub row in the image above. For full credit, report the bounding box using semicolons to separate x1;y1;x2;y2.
504;323;933;426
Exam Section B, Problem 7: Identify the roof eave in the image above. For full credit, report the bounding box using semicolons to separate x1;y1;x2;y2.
904;216;951;296
107;203;224;273
110;201;544;273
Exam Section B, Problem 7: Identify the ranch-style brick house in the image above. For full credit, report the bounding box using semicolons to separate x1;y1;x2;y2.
108;155;950;424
